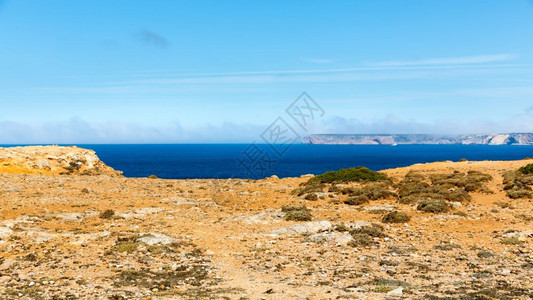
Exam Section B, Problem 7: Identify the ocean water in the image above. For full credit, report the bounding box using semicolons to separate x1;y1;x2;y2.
3;144;532;179
65;144;533;179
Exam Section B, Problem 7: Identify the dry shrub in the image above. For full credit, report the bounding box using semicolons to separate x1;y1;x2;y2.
430;170;492;193
343;182;397;205
348;224;386;247
503;169;533;199
282;206;312;221
291;184;324;196
397;171;479;204
382;211;410;223
417;199;449;213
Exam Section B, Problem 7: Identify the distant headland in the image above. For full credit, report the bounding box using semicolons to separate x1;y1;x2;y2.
303;133;533;145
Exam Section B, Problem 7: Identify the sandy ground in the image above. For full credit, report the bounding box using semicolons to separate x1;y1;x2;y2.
0;159;532;299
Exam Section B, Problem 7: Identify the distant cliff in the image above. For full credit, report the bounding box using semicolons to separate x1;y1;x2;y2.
302;133;533;145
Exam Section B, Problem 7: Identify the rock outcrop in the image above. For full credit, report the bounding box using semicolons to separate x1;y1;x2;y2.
0;146;122;176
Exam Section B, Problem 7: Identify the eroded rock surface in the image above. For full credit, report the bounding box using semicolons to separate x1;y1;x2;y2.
0;145;122;176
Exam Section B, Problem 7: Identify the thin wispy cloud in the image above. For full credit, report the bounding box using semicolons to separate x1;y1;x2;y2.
34;63;533;94
370;54;516;67
135;29;170;49
127;55;522;79
113;64;532;86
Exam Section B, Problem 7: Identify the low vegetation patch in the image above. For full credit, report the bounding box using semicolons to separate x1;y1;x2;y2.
282;205;312;221
503;167;533;199
306;167;388;185
429;170;492;193
108;236;141;254
334;223;350;232
291;184;324;196
417;199;449;213
500;237;521;245
396;170;490;206
115;264;209;289
348;224;386;248
518;163;533;175
477;251;495;258
99;209;115;219
350;223;386;237
343;183;397;205
304;193;318;201
348;233;373;247
382;211;410;223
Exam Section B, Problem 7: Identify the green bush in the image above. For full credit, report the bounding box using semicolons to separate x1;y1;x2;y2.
306;167;388;185
382;211;410;223
518;163;533;175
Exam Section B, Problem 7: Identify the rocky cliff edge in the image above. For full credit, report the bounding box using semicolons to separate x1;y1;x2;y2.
0;146;122;176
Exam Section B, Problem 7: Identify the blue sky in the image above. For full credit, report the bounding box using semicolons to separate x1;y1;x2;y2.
1;0;533;143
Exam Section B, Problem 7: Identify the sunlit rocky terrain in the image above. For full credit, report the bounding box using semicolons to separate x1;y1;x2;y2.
0;146;532;299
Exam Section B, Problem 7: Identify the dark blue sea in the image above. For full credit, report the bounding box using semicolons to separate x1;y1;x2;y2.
37;144;533;179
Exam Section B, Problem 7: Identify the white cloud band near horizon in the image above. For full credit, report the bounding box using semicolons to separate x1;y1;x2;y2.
1;110;531;144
